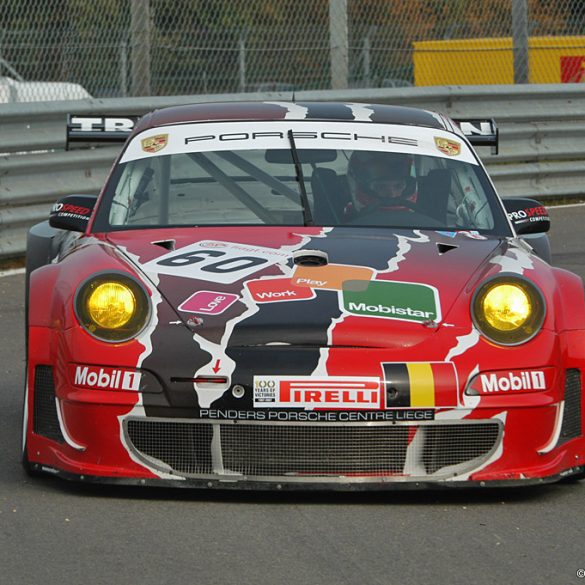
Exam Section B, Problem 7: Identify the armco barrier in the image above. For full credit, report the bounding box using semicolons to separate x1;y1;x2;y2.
2;84;585;260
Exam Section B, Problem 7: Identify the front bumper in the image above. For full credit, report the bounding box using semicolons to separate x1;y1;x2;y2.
25;326;585;489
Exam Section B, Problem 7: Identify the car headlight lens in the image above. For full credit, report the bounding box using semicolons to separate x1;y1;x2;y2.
472;276;545;345
87;282;136;329
75;273;150;342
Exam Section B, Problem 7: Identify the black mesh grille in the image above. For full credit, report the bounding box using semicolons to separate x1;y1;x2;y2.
423;424;501;474
220;424;410;475
560;369;582;440
125;419;501;479
33;365;64;443
126;420;213;474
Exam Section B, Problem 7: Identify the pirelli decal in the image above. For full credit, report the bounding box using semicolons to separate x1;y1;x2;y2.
382;362;458;408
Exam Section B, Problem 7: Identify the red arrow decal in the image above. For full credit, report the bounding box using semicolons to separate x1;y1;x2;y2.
212;359;221;373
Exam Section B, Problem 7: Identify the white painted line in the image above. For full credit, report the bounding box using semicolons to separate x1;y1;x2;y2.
0;267;25;278
546;202;585;210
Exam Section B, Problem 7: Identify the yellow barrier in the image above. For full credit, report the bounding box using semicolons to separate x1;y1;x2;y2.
413;36;585;85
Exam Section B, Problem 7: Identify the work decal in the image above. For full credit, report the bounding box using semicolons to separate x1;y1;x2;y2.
245;277;316;303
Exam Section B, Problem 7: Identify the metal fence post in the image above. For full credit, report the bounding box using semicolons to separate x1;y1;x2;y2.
130;0;152;96
239;34;247;93
329;0;348;89
512;0;529;84
119;41;128;97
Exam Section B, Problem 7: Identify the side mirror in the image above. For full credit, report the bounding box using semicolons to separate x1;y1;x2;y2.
49;195;98;232
502;198;550;235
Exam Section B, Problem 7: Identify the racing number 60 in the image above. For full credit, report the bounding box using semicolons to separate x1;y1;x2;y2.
157;249;268;274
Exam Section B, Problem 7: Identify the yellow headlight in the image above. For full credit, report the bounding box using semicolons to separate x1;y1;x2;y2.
482;283;531;331
472;277;545;345
75;274;150;342
87;282;136;329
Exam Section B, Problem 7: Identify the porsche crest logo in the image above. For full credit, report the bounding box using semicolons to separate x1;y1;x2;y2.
141;134;168;153
434;137;461;156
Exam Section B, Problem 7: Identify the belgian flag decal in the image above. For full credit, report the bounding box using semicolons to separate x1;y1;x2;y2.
381;362;458;408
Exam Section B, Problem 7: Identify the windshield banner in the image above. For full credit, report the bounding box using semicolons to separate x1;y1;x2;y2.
120;121;478;165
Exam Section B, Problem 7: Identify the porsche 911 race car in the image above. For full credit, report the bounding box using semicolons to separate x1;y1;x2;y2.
22;101;585;489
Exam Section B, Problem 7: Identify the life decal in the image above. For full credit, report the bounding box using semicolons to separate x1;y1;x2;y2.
381;362;458;408
141;240;289;283
341;279;441;323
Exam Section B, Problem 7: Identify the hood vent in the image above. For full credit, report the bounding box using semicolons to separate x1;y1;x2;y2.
437;242;458;255
293;249;329;267
152;239;176;251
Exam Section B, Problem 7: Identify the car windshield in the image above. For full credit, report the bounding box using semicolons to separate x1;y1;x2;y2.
93;121;511;235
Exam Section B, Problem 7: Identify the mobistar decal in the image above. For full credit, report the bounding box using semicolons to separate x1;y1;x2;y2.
342;279;440;323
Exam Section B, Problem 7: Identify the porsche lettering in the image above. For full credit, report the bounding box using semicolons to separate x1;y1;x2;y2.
185;132;417;146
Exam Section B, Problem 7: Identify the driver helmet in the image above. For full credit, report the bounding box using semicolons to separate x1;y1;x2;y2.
347;151;414;211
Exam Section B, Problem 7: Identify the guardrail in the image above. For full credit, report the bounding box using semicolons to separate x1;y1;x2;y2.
2;84;585;260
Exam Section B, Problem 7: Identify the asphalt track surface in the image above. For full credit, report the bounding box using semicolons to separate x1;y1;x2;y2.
1;206;584;585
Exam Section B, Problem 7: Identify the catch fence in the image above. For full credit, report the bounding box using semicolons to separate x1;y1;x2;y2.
0;1;584;101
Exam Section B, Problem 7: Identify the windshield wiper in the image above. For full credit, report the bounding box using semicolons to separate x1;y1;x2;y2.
287;130;314;226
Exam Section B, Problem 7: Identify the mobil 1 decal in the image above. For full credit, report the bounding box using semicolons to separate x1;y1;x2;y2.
142;240;289;284
382;362;458;408
341;279;441;323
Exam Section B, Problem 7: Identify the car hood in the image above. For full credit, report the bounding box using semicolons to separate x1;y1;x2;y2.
106;226;535;349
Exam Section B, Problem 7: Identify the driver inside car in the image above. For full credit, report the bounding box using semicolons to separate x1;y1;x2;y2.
345;151;417;217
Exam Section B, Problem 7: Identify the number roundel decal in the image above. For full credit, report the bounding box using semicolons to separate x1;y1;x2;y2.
143;240;289;283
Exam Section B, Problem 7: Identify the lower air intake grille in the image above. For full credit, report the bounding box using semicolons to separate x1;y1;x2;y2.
220;425;410;475
33;366;64;443
560;369;582;441
125;419;501;480
126;420;213;474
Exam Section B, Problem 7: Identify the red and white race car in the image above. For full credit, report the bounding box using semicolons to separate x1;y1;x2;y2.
22;101;585;489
